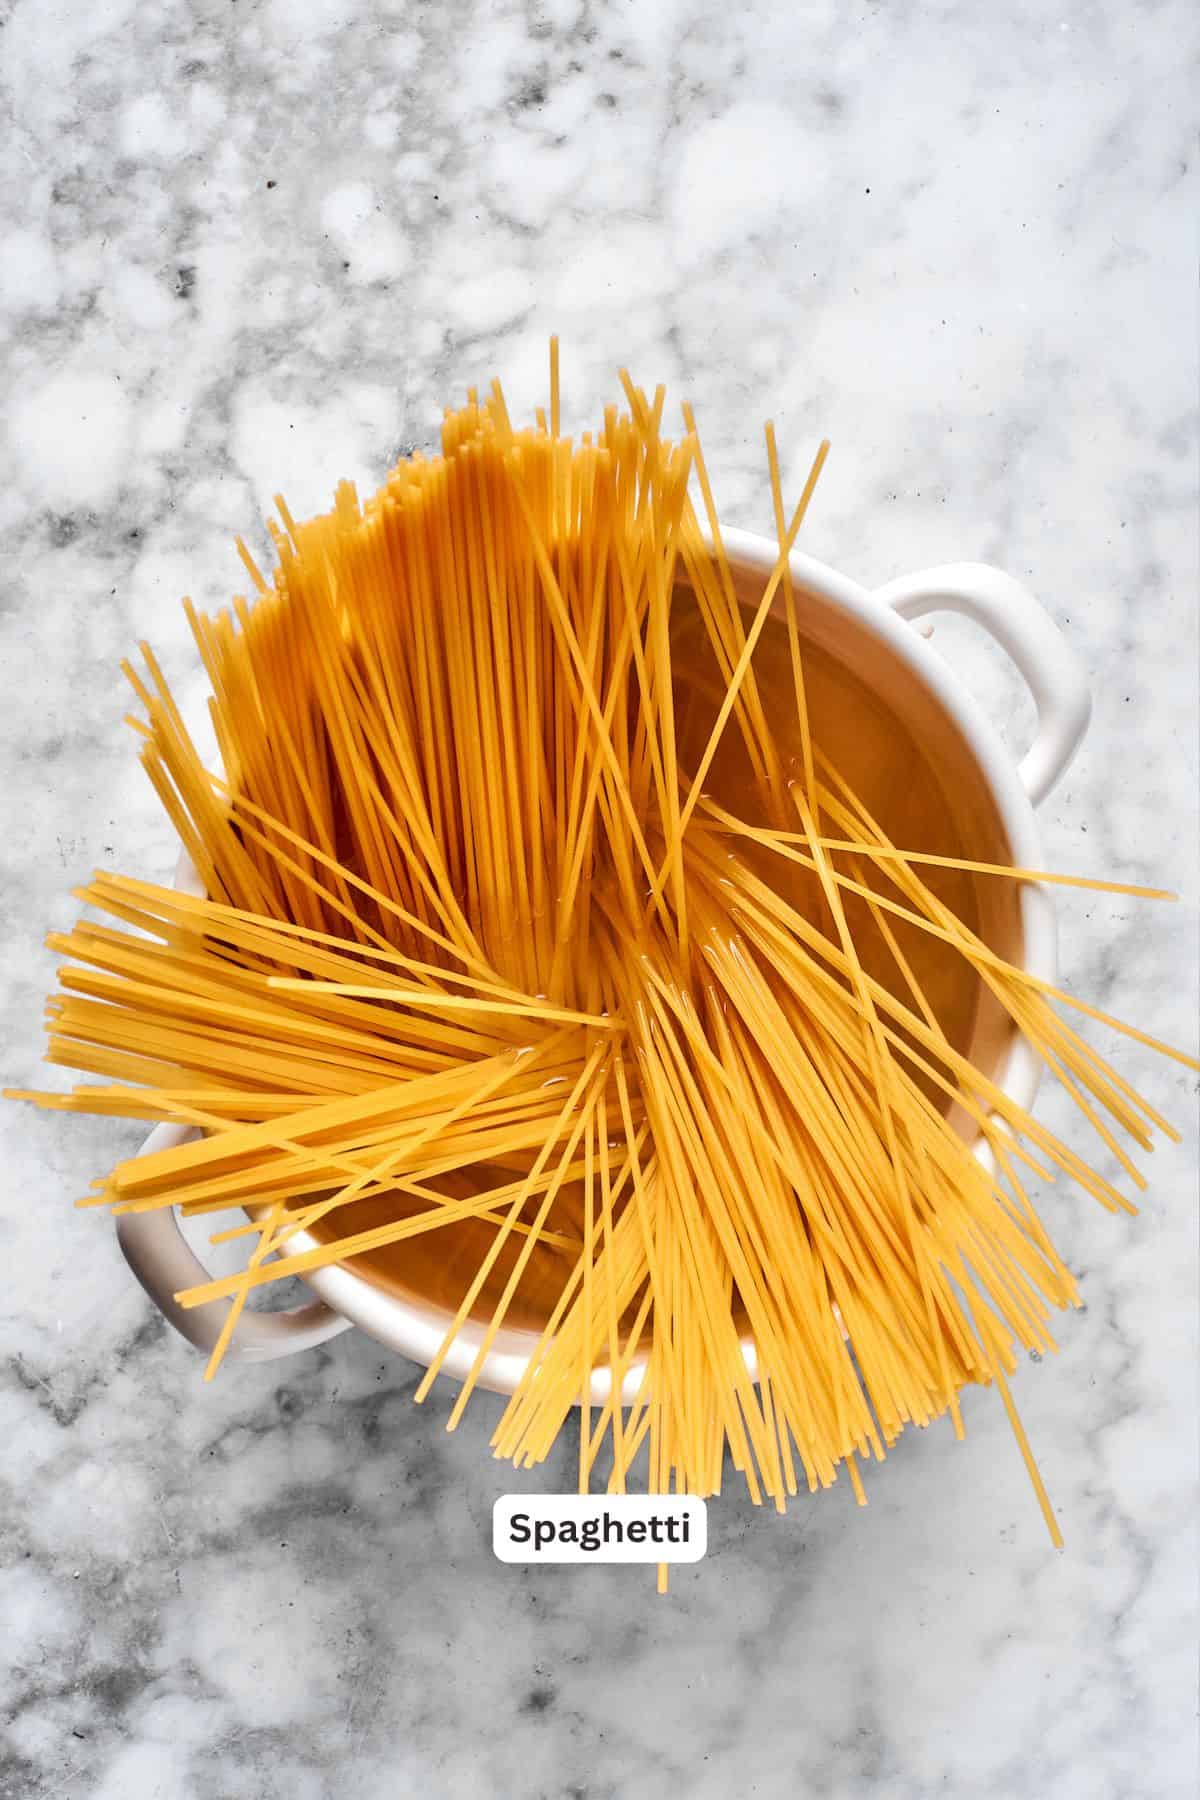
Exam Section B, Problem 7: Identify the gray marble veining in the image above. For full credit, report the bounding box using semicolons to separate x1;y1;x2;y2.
2;3;1197;1796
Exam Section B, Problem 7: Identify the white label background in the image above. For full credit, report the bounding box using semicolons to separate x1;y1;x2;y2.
493;1494;707;1564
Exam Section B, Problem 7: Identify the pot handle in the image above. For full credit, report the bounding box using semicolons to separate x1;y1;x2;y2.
873;562;1091;805
116;1126;353;1363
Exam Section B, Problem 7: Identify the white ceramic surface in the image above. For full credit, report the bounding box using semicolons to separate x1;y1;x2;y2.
115;538;1088;1396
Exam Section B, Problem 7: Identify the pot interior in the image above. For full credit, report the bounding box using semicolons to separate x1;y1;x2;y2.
297;566;1025;1342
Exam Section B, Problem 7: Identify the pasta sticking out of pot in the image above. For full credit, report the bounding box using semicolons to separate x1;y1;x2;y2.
9;346;1195;1594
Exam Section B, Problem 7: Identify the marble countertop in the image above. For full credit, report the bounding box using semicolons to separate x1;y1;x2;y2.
2;3;1196;1796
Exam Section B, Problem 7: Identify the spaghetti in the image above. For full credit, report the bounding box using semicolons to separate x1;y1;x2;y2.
9;345;1195;1593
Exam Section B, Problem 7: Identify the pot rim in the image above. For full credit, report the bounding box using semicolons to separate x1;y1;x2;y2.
145;530;1057;1400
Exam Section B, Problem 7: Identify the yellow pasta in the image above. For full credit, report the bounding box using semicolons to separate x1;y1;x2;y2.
8;343;1196;1589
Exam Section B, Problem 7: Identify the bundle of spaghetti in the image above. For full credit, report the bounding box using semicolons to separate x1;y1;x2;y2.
10;345;1196;1591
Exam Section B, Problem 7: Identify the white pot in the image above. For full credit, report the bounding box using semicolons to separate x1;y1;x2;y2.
116;542;1090;1397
